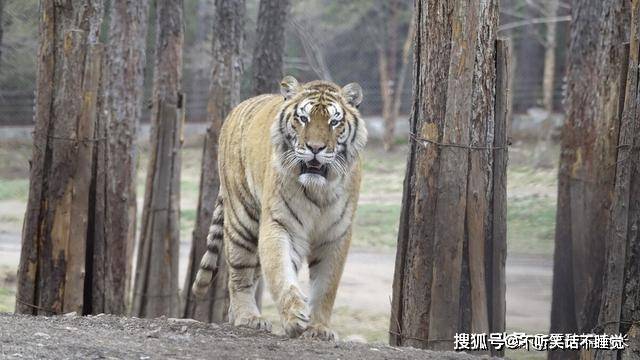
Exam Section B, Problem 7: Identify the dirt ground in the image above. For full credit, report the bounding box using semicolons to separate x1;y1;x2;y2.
0;314;494;360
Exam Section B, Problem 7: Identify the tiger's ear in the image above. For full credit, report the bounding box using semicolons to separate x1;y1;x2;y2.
341;82;363;107
280;76;301;100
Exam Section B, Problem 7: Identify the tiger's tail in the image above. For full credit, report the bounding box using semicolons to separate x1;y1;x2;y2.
192;195;224;299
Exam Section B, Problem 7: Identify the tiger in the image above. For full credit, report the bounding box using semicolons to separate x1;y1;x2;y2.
191;76;367;340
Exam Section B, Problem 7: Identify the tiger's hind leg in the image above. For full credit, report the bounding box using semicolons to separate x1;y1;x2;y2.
225;200;271;331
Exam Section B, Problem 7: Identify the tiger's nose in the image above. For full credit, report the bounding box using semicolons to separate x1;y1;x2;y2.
306;142;326;154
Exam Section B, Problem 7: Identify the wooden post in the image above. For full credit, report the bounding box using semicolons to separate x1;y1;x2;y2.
132;0;184;318
182;0;245;323
16;0;103;315
491;39;510;351
389;0;505;355
595;1;640;359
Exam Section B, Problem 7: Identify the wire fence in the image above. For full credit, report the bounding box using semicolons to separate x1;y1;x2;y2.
0;0;568;126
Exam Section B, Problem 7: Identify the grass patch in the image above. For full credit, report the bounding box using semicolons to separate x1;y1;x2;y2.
508;195;556;255
180;208;197;240
0;179;28;201
0;287;15;313
509;165;557;189
352;203;400;249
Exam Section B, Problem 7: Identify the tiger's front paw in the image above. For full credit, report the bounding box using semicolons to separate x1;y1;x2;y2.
301;323;337;341
279;285;310;338
234;314;272;332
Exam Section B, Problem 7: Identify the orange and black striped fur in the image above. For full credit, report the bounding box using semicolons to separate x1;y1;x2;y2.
192;76;367;340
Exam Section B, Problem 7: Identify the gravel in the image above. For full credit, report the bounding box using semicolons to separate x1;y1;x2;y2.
0;313;495;359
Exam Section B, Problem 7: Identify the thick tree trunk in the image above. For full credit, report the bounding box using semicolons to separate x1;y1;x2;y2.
252;0;289;95
132;0;184;318
182;0;245;323
542;0;559;113
15;0;103;315
596;2;640;359
389;0;505;355
549;2;628;359
87;0;149;316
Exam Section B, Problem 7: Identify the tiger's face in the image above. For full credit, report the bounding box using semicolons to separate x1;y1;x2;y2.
272;76;367;188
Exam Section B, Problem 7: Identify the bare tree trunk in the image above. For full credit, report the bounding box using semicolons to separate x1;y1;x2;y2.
389;15;415;137
252;0;290;95
15;0;103;315
87;0;149;316
389;0;505;355
549;1;629;358
379;0;400;151
0;0;4;69
542;0;559;113
132;0;184;318
182;0;245;323
595;2;639;359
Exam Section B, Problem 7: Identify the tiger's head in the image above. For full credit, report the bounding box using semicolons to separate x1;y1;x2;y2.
272;76;367;188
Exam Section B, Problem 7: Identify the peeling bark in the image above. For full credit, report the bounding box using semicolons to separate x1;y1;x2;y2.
16;0;104;315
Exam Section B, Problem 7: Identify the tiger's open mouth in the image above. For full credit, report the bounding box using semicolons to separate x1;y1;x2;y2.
301;159;328;178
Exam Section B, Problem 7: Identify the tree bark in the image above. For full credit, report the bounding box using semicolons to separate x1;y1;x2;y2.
549;2;629;359
132;0;184;318
182;0;245;323
595;2;640;359
252;0;290;95
15;0;103;315
542;0;559;113
87;0;149;316
389;0;505;355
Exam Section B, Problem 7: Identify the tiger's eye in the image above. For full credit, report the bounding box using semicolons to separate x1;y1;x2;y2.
299;115;309;123
330;119;340;127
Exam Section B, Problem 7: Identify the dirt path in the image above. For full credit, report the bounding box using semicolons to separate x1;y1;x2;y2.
0;226;552;336
304;251;552;334
0;314;493;360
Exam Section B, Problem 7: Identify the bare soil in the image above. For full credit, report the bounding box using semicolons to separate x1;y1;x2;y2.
0;313;492;360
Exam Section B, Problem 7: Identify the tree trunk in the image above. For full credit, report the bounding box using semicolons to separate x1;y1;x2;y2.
182;0;245;323
595;2;639;359
252;0;290;95
132;0;184;318
0;0;4;69
549;1;628;358
15;0;103;315
87;0;150;316
542;0;559;113
389;15;415;139
389;0;505;355
379;0;400;151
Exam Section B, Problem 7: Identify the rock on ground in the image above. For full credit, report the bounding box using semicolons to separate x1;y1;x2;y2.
0;313;494;359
